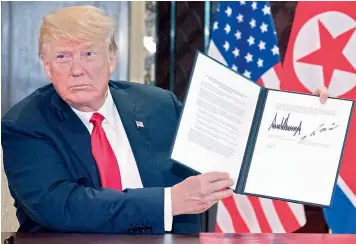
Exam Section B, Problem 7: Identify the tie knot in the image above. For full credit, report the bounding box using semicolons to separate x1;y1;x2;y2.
90;112;105;127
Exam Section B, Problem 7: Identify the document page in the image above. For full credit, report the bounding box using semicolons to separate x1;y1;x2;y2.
170;53;261;187
244;90;353;206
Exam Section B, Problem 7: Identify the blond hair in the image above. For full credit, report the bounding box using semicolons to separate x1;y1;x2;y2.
38;5;117;56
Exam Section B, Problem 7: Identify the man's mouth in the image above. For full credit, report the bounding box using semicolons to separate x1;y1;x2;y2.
69;85;90;90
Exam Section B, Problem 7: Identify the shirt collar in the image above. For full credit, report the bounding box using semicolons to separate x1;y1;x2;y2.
71;88;116;128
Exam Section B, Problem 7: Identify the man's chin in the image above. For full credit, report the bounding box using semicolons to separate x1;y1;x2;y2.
66;94;100;110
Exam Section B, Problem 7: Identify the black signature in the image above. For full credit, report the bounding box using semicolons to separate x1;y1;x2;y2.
299;123;338;143
268;113;302;136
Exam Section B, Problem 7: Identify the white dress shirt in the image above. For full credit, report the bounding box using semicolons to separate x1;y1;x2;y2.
71;89;173;231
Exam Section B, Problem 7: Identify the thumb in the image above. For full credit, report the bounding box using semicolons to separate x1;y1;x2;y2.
314;86;328;104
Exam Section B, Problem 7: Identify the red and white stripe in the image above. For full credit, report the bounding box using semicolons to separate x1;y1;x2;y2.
208;41;306;233
257;62;283;90
215;195;306;233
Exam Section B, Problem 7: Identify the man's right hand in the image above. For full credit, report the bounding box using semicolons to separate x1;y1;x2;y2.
171;172;234;216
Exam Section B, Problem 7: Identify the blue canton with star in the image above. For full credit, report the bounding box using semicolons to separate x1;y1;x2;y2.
211;1;280;82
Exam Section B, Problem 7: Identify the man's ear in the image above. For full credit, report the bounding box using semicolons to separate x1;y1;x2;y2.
108;51;117;75
41;55;52;81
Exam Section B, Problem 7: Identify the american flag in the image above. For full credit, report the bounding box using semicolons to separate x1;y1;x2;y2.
208;1;306;233
135;121;145;128
208;1;283;89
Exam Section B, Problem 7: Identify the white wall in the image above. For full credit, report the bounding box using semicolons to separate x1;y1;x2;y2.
129;2;146;84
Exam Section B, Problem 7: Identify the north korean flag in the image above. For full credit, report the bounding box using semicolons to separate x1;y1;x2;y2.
281;2;356;233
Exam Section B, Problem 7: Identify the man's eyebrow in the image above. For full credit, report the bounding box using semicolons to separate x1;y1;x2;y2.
82;45;98;50
54;48;72;53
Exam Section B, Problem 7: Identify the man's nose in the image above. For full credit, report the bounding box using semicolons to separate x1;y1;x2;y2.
71;54;84;77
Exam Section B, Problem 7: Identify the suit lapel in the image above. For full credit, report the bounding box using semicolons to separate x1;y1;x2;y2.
51;93;101;186
109;84;163;187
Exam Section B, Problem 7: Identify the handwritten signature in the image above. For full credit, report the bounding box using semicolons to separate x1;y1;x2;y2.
268;112;302;136
299;123;338;143
267;112;339;142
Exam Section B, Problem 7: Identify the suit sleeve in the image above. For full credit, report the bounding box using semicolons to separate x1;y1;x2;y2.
168;91;183;117
1;121;165;234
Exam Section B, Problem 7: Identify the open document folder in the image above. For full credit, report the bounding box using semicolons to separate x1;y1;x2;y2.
170;51;354;207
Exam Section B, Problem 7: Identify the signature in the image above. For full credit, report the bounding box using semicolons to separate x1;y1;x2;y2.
299;123;338;143
268;113;302;136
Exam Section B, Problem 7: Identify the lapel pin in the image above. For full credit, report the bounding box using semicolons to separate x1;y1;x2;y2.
135;121;144;128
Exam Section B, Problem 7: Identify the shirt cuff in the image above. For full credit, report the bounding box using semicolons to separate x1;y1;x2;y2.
164;187;173;231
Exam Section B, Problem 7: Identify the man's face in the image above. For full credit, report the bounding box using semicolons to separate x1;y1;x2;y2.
41;40;116;111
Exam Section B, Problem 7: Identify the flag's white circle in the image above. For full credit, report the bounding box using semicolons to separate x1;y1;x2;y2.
293;11;356;97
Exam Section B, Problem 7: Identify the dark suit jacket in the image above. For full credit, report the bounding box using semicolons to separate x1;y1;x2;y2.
1;80;200;234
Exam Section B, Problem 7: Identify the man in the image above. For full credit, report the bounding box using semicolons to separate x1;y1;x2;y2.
1;5;234;235
1;6;328;235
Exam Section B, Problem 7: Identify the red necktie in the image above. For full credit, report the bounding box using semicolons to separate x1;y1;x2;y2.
90;112;122;191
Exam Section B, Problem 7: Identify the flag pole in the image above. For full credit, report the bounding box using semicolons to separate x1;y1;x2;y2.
204;1;213;232
169;1;176;93
204;1;211;54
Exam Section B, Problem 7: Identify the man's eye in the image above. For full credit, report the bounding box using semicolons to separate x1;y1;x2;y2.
55;53;71;63
84;52;97;57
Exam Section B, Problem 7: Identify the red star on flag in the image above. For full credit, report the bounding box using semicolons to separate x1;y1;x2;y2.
297;21;356;88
